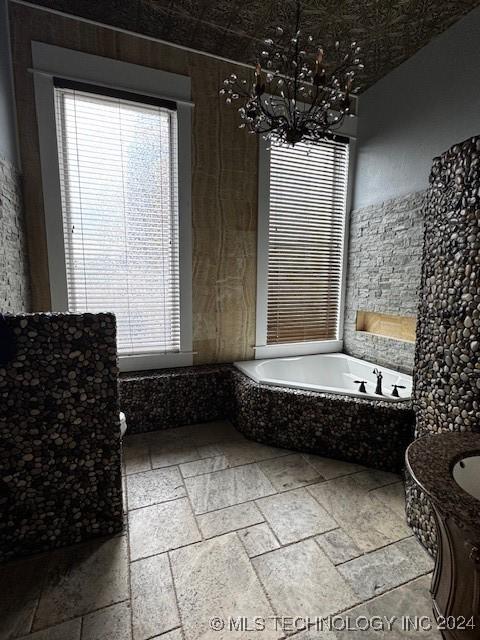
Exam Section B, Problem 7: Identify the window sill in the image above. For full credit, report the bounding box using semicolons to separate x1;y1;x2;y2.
119;352;194;372
253;340;343;360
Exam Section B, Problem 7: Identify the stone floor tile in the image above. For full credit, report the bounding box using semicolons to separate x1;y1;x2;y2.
292;627;337;640
127;467;186;510
337;537;434;600
82;601;131;640
219;440;291;467
0;554;45;640
33;536;129;630
123;435;151;475
301;455;367;480
307;472;411;552
18;618;82;640
370;481;407;519
334;575;441;639
197;502;264;538
198;443;224;458
315;529;362;565
170;533;279;640
150;441;201;469
129;498;201;561
256;488;337;544
238;523;280;557
258;454;324;492
131;553;180;640
252;540;359;622
185;463;276;514
180;455;230;478
188;420;245;445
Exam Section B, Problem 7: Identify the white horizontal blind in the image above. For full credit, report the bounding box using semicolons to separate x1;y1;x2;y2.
267;139;349;344
54;85;180;356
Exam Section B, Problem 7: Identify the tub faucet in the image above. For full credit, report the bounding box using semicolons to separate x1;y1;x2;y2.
373;368;383;395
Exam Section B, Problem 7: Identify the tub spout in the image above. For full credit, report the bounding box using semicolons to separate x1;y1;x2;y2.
373;368;383;395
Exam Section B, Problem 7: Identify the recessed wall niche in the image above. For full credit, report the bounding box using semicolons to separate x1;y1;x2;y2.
355;310;416;343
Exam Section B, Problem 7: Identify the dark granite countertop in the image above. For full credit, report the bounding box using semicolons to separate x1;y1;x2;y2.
406;432;480;533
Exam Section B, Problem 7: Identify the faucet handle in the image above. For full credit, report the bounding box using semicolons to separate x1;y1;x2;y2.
354;380;367;393
391;384;406;397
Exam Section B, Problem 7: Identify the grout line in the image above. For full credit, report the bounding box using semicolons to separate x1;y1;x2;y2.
165;553;184;639
181;469;205;542
30;599;131;635
143;624;183;640
123;463;135;640
235;530;280;625
127;487;188;513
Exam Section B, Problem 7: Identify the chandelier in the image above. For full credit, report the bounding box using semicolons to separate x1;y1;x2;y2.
219;1;363;146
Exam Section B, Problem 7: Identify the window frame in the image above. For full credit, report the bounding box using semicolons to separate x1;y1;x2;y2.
32;42;193;372
255;122;357;360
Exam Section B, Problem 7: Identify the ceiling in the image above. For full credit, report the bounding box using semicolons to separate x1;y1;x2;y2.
25;0;480;91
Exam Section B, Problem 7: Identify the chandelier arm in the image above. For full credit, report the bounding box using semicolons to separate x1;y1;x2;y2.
219;0;362;145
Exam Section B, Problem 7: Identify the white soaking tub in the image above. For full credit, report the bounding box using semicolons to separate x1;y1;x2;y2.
234;353;412;402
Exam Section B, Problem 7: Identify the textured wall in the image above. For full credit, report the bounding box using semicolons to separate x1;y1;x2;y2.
344;191;425;374
8;1;257;365
354;6;480;209
0;155;30;312
406;135;480;557
0;312;122;561
120;365;233;434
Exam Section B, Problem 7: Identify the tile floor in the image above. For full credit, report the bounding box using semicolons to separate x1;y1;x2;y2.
0;420;442;640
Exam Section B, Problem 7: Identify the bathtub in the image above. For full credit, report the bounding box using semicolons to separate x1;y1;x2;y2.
234;353;412;402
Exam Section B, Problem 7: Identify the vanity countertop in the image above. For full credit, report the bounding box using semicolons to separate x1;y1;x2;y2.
406;432;480;533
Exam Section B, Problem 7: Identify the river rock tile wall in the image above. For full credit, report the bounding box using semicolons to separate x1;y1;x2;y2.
407;135;480;557
231;371;415;474
0;155;30;312
120;365;233;434
344;191;425;374
0;312;123;561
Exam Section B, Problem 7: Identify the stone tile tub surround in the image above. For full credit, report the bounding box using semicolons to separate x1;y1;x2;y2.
232;370;415;474
1;420;439;640
0;312;123;561
406;136;480;557
344;190;425;375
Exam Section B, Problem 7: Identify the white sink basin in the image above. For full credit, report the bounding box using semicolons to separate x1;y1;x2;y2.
452;455;480;501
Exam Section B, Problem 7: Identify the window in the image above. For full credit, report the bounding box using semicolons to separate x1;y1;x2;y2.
32;42;193;372
54;82;181;358
256;137;350;358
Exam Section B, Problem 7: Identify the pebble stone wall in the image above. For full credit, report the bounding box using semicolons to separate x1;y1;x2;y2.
407;136;480;556
231;370;415;473
0;312;123;561
0;156;30;313
344;190;425;374
120;365;233;434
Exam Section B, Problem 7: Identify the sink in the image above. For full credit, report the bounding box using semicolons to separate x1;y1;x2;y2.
452;455;480;501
